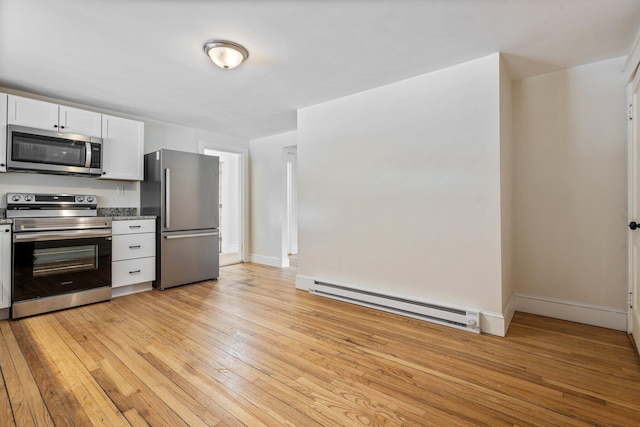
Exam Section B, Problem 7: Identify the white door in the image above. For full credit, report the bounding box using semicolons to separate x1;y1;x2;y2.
627;72;640;354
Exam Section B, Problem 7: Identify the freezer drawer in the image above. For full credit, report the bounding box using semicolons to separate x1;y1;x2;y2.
158;229;219;290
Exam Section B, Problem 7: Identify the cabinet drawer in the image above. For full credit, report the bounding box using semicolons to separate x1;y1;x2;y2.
112;233;155;261
112;219;155;235
112;257;155;288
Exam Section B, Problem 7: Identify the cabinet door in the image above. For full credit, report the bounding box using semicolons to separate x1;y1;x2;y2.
100;115;144;181
7;95;59;130
0;93;7;172
59;105;102;137
0;225;11;309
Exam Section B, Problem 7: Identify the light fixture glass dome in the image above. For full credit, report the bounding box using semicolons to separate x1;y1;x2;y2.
203;40;249;70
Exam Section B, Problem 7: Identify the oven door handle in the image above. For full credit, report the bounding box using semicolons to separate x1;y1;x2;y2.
13;229;112;242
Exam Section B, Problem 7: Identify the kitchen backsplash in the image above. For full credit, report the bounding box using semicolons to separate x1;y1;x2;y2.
0;172;140;209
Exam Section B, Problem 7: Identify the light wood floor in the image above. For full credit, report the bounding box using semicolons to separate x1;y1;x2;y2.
1;262;639;426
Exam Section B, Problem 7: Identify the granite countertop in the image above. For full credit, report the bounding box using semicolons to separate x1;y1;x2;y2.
97;207;155;220
110;215;156;221
97;207;138;217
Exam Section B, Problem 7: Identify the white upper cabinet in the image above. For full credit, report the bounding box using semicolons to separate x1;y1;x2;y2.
7;95;102;137
59;105;102;137
100;114;144;181
0;93;7;172
7;95;58;130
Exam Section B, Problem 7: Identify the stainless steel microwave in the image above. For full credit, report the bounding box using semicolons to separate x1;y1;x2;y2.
6;125;103;176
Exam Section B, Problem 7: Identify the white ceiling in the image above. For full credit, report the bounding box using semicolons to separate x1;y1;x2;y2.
1;0;639;140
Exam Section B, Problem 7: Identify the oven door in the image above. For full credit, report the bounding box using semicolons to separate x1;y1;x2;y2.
12;232;112;303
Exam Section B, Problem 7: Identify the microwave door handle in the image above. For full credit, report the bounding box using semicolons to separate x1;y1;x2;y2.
85;142;92;168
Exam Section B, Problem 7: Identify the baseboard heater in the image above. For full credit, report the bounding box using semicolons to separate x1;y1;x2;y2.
310;281;481;333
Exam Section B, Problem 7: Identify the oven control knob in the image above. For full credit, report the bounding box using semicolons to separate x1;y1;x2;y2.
24;195;33;202
86;196;95;203
76;196;85;202
11;194;21;202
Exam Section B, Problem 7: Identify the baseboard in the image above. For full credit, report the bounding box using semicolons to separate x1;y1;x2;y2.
0;307;8;320
250;254;290;268
631;309;640;355
483;293;517;337
515;293;627;331
504;293;517;329
112;282;153;298
295;274;314;291
480;311;507;337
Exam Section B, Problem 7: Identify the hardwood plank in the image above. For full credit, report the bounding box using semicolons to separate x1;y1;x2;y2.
122;408;150;427
0;321;54;427
22;315;130;427
9;320;82;427
0;323;18;427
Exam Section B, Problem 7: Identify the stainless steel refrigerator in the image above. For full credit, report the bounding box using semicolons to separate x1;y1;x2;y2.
140;149;219;290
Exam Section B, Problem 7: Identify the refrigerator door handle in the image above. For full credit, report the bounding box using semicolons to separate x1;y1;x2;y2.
165;168;170;228
164;231;219;240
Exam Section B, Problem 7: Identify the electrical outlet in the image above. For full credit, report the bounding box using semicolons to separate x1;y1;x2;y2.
116;185;125;195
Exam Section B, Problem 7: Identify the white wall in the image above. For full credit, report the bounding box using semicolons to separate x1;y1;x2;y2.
249;130;297;267
297;54;505;315
500;56;514;315
512;57;627;313
0;87;248;209
144;119;247;154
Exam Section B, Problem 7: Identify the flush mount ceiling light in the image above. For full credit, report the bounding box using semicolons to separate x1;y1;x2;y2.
203;40;249;70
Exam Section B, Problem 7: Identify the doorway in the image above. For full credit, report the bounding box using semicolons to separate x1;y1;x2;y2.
284;146;298;266
202;145;246;267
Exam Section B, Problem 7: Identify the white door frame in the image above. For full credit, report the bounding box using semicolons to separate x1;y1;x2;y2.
284;145;298;255
199;140;249;262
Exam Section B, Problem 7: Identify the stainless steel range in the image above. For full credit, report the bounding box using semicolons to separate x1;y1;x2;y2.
7;193;112;319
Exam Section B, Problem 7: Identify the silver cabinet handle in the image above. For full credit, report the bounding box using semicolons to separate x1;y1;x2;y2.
129;245;141;249
129;270;141;274
165;168;171;228
164;232;219;240
129;225;141;229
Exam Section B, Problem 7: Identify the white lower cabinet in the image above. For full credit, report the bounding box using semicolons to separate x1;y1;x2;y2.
0;224;11;312
112;219;156;295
